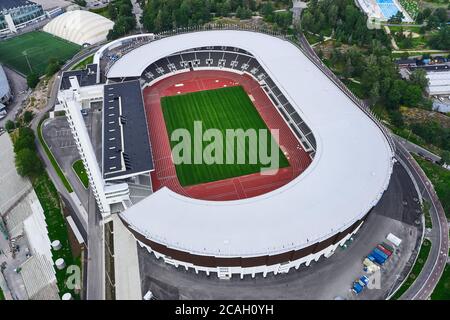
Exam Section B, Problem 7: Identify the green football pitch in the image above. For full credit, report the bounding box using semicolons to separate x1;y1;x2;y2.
0;31;80;76
161;86;290;187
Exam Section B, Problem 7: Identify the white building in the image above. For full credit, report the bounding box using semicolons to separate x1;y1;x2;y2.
0;64;11;106
427;71;450;96
0;0;46;35
43;10;114;45
57;63;154;218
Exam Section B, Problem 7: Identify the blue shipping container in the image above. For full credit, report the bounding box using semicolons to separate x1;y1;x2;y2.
370;250;386;264
373;247;389;260
353;282;363;294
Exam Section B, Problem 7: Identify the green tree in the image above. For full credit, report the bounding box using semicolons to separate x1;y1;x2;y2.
75;0;87;6
428;26;450;50
5;120;15;132
46;58;61;77
14;127;36;153
23;111;33;124
386;80;404;109
389;110;404;128
402;84;422;107
441;150;450;165
260;1;274;21
410;69;429;91
369;81;380;106
433;8;448;24
27;73;39;89
343;56;354;79
15;148;43;178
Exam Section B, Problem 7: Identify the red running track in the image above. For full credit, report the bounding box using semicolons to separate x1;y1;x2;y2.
143;70;312;201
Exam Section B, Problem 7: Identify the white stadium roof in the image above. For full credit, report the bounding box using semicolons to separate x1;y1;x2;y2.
112;31;393;257
43;10;113;45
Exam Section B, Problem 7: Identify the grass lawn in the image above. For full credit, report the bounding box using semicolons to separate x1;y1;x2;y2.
342;79;366;99
38;116;74;193
72;159;89;189
0;31;80;76
161;86;290;187
70;54;94;71
389;25;422;34
32;172;80;298
422;200;433;229
305;32;321;45
0;287;4;300
414;155;450;219
90;6;111;19
391;238;432;299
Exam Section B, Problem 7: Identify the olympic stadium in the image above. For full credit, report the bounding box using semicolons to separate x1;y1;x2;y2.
57;29;395;279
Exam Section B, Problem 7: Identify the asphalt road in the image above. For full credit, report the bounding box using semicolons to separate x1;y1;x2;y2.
395;139;449;300
395;134;441;163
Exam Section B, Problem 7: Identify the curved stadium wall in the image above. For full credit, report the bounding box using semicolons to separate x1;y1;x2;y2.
99;30;395;278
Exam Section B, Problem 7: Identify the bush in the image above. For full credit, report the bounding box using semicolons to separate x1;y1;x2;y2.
13;127;36;153
23;110;34;124
27;73;39;89
5;120;15;132
46;58;61;77
75;0;87;6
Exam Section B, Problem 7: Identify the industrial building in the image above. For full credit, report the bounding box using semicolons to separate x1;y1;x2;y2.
427;70;450;96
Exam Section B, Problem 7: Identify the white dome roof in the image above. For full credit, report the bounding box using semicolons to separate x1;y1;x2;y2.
44;10;114;45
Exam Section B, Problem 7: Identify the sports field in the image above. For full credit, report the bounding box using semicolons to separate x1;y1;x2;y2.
0;31;80;76
161;86;289;187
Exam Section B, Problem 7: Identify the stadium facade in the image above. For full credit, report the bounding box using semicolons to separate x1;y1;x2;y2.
0;0;46;35
58;30;395;279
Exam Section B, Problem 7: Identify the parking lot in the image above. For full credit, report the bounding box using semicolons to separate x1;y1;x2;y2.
41;103;103;206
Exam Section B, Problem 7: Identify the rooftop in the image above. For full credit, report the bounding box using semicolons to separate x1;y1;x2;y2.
103;80;154;180
0;65;10;99
60;64;98;90
114;31;394;257
0;0;37;11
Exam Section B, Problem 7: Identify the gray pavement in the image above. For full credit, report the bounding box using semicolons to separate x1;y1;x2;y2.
131;0;143;32
0;66;28;128
0;236;31;300
395;139;449;300
84;101;105;301
42;116;89;205
137;162;422;300
395;134;441;164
